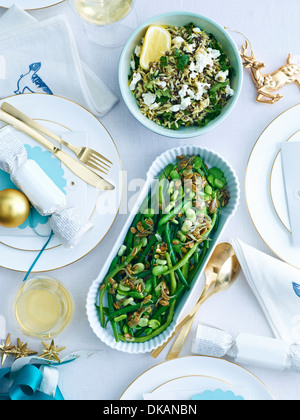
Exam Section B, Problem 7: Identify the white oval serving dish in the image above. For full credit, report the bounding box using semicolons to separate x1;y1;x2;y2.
86;145;240;353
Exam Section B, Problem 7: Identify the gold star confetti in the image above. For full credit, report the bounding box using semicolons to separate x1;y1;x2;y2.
13;338;38;360
38;340;66;363
0;334;16;366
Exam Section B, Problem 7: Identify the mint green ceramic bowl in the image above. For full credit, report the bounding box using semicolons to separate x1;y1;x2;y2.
119;11;243;139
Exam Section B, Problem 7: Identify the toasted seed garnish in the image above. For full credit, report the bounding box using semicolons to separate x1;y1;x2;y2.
137;222;144;232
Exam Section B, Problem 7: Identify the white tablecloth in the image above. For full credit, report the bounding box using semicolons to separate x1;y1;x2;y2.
0;0;299;401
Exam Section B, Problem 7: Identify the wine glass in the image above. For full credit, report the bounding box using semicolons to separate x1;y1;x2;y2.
68;0;138;47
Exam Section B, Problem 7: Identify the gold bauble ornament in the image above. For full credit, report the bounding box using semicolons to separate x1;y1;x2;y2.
0;189;30;228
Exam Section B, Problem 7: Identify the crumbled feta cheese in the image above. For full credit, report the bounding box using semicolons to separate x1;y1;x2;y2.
193;27;201;33
216;70;229;82
189;48;221;78
225;84;234;97
142;92;156;107
178;84;189;99
180;97;191;110
195;52;212;72
189;62;198;79
149;102;159;110
172;36;185;47
170;104;181;112
130;60;136;71
129;73;141;91
194;82;211;101
184;43;196;54
189;62;195;71
156;81;167;89
207;48;221;60
187;88;195;99
134;45;142;57
170;96;191;113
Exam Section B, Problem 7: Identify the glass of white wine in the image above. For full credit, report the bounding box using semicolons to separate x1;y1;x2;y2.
14;276;74;340
69;0;138;47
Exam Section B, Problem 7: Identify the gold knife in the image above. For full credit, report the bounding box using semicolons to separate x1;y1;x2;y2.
0;109;115;191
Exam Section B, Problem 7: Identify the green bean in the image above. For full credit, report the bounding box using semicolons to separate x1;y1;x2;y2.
137;234;157;263
164;223;190;289
107;294;119;342
136;270;152;279
188;241;209;282
182;261;189;280
164;243;198;276
165;252;177;295
113;314;127;323
152;275;159;299
105;301;153;326
116;290;144;300
125;212;142;251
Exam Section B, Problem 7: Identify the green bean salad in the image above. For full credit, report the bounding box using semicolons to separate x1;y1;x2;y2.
97;155;230;343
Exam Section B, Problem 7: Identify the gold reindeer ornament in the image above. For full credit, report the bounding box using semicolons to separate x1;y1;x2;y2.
240;41;300;104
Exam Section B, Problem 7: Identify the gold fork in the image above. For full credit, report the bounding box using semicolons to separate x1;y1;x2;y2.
1;102;112;176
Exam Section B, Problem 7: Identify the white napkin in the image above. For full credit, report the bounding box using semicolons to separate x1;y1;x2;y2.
231;239;300;345
0;5;118;117
281;142;300;247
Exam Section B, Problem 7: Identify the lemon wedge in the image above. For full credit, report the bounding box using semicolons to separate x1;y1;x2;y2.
140;25;171;70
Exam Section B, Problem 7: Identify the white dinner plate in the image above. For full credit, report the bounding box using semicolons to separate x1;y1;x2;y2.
0;0;64;10
0;93;123;272
120;356;274;400
245;104;300;269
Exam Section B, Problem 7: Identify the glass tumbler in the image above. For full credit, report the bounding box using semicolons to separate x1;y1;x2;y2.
68;0;138;47
14;276;74;340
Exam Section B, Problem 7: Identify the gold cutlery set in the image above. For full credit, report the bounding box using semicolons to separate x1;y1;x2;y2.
0;102;114;191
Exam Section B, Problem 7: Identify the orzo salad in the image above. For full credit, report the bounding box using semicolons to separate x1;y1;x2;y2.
129;23;234;130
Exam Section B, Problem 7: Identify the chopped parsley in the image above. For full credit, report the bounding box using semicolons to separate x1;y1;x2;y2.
173;48;190;71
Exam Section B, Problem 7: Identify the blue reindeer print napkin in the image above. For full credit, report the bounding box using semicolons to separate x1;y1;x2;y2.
232;239;300;346
0;5;118;117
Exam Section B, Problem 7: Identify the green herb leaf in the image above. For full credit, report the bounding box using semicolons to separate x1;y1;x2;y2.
209;82;227;105
160;56;169;67
172;48;190;71
177;54;190;71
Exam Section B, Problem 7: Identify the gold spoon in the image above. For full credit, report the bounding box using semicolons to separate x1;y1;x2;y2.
150;243;241;359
